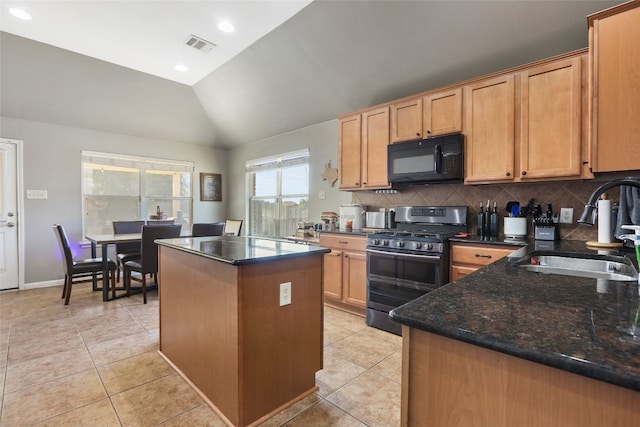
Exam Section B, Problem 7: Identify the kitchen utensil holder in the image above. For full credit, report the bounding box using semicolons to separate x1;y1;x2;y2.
534;219;559;241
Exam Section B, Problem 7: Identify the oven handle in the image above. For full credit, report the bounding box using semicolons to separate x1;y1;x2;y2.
366;248;442;261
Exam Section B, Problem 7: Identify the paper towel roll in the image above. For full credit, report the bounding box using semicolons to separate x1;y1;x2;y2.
597;199;612;243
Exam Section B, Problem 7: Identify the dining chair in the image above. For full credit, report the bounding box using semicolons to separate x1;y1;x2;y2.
123;224;182;303
112;220;145;283
52;224;117;305
224;219;243;236
147;219;175;225
192;222;225;237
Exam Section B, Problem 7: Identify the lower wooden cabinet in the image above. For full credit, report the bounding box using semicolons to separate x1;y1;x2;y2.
319;233;367;315
450;242;516;280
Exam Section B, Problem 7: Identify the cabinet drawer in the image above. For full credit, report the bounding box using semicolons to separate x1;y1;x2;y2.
451;244;515;267
319;234;367;252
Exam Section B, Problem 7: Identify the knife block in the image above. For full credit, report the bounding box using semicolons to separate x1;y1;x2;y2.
534;220;559;241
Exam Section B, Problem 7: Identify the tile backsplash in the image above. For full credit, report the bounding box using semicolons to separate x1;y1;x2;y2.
352;180;626;241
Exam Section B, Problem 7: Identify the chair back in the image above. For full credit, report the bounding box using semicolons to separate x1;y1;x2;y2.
112;220;145;254
192;222;225;237
139;224;182;274
147;219;175;225
224;219;243;236
52;224;74;275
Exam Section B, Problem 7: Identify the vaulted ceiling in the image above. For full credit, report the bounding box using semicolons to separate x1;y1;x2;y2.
0;1;622;149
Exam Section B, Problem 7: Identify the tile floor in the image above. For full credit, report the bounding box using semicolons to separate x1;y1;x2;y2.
0;282;402;426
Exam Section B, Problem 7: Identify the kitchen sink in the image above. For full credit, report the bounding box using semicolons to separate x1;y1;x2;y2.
517;253;639;282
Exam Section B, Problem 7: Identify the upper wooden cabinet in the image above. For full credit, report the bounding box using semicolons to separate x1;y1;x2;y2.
338;108;391;190
464;74;516;183
588;2;640;172
390;89;463;143
519;56;584;180
390;97;423;142
423;87;463;137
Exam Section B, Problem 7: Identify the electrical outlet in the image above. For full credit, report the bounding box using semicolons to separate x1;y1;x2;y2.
560;208;574;224
279;282;291;306
26;189;48;199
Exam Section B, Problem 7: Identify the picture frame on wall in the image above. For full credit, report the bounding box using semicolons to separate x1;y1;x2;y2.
200;173;222;201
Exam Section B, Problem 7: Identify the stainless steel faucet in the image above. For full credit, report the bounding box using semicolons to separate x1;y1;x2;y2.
577;176;640;225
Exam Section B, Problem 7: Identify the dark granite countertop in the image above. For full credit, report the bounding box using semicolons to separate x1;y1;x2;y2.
390;239;640;391
157;235;330;265
318;229;368;237
449;235;532;246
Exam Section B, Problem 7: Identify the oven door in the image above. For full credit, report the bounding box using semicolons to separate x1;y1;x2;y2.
366;248;444;312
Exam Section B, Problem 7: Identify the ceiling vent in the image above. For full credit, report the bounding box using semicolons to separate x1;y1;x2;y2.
184;35;216;53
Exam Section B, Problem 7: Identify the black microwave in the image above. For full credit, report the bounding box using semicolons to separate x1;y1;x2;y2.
387;133;464;184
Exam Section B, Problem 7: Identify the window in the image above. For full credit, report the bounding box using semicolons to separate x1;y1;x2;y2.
246;149;309;237
82;151;193;236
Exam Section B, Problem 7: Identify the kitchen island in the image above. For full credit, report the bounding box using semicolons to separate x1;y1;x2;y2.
390;240;640;426
156;236;330;427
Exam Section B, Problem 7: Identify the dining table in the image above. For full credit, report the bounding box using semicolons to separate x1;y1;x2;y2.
85;232;141;301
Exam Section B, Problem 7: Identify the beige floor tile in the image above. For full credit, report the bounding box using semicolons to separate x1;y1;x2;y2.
282;400;366;426
159;404;227;426
98;351;174;395
326;371;401;427
324;320;357;347
110;373;202;426
5;346;94;393
258;393;322;427
79;316;147;347
324;307;367;333
33;398;120;426
88;330;158;366
316;350;366;398
327;327;401;369
7;330;86;365
368;349;402;383
9;316;76;343
73;306;137;331
1;369;107;425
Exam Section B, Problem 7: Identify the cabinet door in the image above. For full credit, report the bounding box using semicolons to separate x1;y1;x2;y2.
520;57;582;180
464;75;516;183
424;88;463;137
589;4;640;172
323;250;343;300
343;251;366;308
362;107;391;189
390;97;423;143
338;114;362;189
450;265;476;281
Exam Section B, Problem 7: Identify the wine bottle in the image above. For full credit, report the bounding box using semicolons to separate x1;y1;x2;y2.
478;202;485;237
490;201;499;237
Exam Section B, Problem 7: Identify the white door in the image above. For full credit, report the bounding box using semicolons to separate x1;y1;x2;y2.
0;140;20;290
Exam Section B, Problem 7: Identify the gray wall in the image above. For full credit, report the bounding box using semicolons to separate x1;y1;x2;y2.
1;116;227;285
227;120;351;226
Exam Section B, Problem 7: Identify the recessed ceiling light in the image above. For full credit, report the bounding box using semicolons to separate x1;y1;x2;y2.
218;21;235;33
175;64;189;72
10;8;32;20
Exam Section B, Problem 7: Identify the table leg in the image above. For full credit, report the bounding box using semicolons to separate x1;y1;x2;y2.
102;243;109;301
91;241;98;291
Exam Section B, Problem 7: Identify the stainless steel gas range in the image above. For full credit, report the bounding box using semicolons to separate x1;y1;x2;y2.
366;206;468;335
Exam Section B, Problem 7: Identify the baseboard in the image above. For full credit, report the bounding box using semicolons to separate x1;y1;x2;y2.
23;279;64;290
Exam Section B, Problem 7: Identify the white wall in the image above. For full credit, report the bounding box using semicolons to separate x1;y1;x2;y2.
1;116;227;285
227;119;351;229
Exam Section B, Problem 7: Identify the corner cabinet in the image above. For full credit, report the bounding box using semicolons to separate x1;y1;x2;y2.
588;2;640;172
338;108;391;190
319;233;367;315
450;242;516;281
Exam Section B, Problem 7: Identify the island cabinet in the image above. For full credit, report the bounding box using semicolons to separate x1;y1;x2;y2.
390;88;463;143
401;328;640;427
588;1;640;172
450;242;515;280
338;108;391;190
319;233;367;315
157;237;328;427
465;53;589;184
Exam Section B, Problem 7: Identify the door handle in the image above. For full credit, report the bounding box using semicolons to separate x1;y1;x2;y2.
7;222;15;227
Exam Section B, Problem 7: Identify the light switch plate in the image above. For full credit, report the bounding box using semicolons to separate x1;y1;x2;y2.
26;189;48;199
279;282;291;306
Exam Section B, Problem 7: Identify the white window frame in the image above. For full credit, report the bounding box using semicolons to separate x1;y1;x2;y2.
81;151;194;237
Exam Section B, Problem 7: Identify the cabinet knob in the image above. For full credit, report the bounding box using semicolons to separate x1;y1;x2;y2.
506;172;511;177
521;171;527;176
416;132;421;137
426;130;431;134
363;182;367;185
355;182;359;186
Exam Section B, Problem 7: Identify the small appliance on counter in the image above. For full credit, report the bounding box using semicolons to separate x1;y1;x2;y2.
339;204;366;231
295;222;315;238
365;210;386;229
320;212;338;231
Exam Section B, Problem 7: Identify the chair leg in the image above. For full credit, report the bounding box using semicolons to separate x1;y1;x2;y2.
92;272;98;291
142;274;147;304
124;267;130;297
64;276;72;305
111;269;117;298
61;275;68;299
116;260;121;283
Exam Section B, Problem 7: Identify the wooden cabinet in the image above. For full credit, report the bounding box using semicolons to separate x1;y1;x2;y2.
423;87;463;137
464;74;516;183
319;233;367;315
391;89;463;143
338;108;391;190
520;56;584;180
588;2;640;172
390;97;423;143
465;54;588;184
450;242;515;280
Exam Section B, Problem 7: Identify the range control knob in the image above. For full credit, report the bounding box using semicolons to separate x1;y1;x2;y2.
373;239;380;245
397;241;405;248
425;243;433;250
382;240;389;246
415;242;423;249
